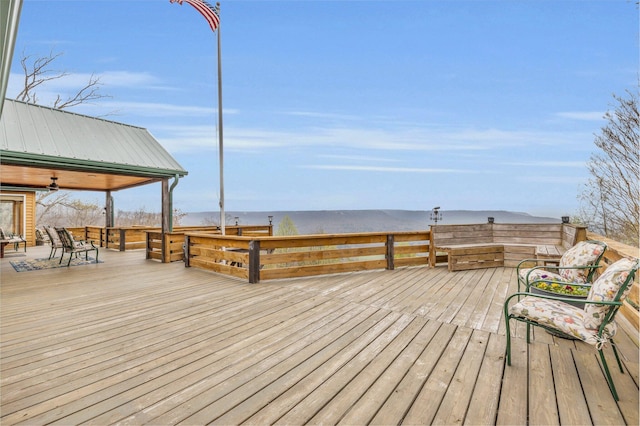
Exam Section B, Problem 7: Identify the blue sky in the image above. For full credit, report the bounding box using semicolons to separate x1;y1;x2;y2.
7;0;639;218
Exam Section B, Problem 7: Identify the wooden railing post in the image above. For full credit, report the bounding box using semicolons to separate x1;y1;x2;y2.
429;228;435;267
386;234;395;270
184;235;191;267
118;229;125;251
248;239;261;284
146;232;151;260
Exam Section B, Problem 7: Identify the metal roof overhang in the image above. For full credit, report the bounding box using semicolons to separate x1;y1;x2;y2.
1;152;184;192
0;99;188;193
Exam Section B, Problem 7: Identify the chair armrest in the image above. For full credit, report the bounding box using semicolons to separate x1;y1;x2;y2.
521;264;602;289
505;290;620;308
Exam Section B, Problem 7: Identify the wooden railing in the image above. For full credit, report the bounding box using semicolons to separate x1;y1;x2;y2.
64;225;272;258
146;225;273;263
184;231;431;283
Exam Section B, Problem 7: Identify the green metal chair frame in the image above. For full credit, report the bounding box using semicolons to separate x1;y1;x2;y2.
516;240;607;292
504;258;639;401
55;227;99;267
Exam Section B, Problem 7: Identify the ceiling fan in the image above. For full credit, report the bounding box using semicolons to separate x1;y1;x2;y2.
47;177;59;191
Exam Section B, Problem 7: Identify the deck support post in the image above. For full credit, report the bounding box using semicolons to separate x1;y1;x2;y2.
249;239;260;283
386;234;395;270
184;235;191;267
119;229;126;252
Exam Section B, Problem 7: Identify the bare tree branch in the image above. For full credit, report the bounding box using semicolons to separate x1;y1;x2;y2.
16;48;110;110
53;73;106;109
579;89;640;247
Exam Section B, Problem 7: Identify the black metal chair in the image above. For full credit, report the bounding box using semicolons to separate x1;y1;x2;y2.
55;227;99;266
44;226;64;259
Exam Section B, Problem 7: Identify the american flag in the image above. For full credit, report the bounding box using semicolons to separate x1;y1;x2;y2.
170;0;220;32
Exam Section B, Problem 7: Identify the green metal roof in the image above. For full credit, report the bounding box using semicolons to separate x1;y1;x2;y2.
0;99;187;191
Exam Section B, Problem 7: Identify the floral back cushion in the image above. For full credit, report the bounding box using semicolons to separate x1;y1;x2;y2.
559;241;605;283
583;257;638;330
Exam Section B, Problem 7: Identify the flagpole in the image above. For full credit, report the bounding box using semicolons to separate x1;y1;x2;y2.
216;2;225;235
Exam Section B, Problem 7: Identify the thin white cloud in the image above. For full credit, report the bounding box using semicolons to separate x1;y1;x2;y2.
556;111;604;121
519;175;587;184
153;122;593;155
100;71;162;88
301;165;479;174
102;101;218;117
317;154;400;163
503;160;586;168
283;110;361;121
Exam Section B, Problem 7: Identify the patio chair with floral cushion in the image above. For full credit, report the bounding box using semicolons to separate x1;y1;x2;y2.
516;240;607;292
55;227;99;267
505;257;639;401
44;226;64;260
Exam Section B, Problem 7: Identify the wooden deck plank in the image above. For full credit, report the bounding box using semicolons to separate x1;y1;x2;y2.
116;303;379;425
401;326;474;424
369;322;458;425
448;267;495;327
3;294;343;423
80;302;372;425
464;332;506;425
431;329;490;424
335;319;443;425
496;337;529;425
529;342;560;425
188;311;404;425
480;267;514;334
573;350;626;425
0;246;637;425
273;316;427;425
551;345;592;425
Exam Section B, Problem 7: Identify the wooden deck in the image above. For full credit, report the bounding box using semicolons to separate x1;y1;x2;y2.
1;246;638;425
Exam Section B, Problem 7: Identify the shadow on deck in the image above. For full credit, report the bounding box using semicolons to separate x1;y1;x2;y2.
1;246;638;425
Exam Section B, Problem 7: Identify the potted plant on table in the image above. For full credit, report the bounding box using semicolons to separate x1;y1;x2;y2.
529;279;590;309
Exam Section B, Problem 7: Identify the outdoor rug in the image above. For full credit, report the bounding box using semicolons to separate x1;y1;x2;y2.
10;257;102;272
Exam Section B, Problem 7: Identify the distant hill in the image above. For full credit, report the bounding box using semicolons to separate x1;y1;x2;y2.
182;209;560;234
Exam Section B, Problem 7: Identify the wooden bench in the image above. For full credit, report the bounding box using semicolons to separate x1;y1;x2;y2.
440;244;504;272
430;223;587;271
535;244;564;266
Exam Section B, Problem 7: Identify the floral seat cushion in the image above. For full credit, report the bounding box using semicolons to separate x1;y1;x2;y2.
509;296;616;345
519;241;605;285
558;241;606;283
584;257;636;330
518;269;564;285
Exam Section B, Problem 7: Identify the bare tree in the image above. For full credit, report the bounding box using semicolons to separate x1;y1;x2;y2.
579;90;639;247
115;208;187;227
36;191;103;227
16;49;109;109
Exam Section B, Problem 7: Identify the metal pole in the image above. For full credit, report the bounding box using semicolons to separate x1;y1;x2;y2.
216;2;225;235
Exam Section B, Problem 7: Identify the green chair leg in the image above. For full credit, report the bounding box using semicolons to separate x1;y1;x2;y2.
505;318;512;366
610;340;624;372
598;348;619;401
